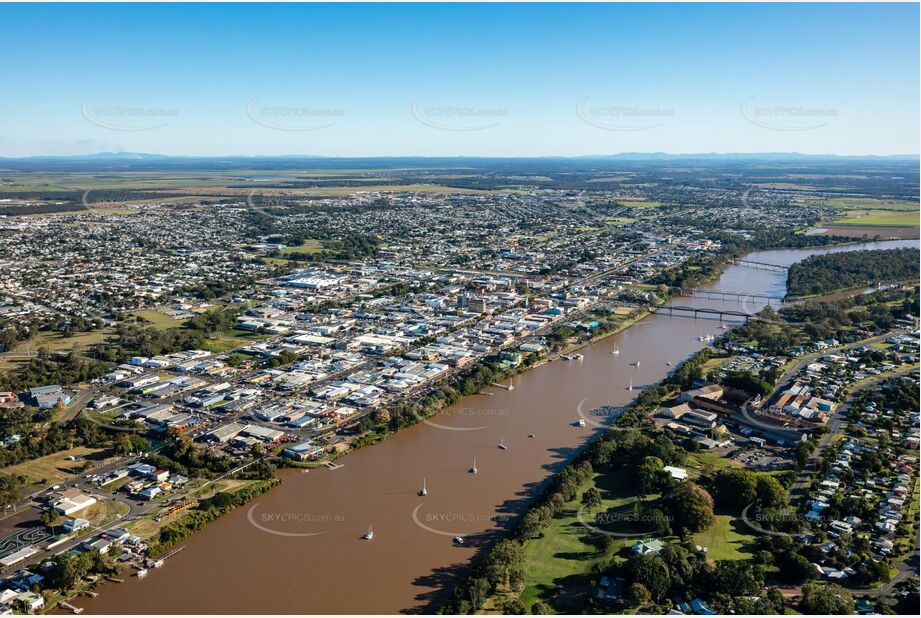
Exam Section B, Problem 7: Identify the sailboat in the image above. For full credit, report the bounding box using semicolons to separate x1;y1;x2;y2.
419;478;427;497
363;525;374;540
498;435;508;450
469;458;478;474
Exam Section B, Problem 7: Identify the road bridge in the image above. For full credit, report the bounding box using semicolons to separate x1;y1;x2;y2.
677;289;786;303
652;305;754;320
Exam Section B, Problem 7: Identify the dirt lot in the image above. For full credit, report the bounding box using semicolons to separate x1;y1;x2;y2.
1;447;110;485
818;225;919;239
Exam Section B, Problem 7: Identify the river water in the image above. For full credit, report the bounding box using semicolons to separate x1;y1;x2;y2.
81;239;917;614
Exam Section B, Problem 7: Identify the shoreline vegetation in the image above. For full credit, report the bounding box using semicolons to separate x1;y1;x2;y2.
785;247;920;298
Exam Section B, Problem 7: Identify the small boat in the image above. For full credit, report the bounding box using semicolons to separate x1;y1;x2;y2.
666;361;672;367
611;347;620;355
631;360;641;367
419;478;427;497
498;435;508;450
577;419;586;427
363;525;374;540
720;323;729;330
627;378;633;391
453;536;465;545
136;569;148;579
527;433;535;438
470;458;478;474
151;559;164;569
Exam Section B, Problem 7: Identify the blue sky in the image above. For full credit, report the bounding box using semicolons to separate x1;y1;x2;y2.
1;2;918;157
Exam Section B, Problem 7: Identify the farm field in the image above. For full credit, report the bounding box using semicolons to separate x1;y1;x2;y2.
828;209;918;227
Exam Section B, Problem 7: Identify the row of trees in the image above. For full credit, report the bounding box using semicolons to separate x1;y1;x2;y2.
148;478;279;556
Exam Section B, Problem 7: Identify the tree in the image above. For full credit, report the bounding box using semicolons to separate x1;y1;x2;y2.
627;554;671;601
711;468;758;511
800;582;854;615
662;482;715;533
627;582;652;606
582;487;602;511
531;600;551;614
777;551;817;584
755;475;788;510
708;560;763;596
636;456;666;493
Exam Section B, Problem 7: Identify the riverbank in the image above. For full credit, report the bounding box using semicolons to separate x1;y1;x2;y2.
76;238;918;615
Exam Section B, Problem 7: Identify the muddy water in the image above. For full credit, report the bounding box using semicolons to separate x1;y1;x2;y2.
81;239;917;614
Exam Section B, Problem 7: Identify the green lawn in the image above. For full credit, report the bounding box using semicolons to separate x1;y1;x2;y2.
518;473;656;613
617;199;664;208
131;309;186;330
201;328;271;353
692;513;757;561
279;239;326;255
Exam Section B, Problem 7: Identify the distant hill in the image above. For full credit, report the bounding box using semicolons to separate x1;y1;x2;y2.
0;152;917;173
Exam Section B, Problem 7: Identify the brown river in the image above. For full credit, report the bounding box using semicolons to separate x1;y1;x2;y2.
81;239;917;614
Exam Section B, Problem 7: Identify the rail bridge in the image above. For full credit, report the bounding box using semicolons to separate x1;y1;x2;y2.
733;259;789;272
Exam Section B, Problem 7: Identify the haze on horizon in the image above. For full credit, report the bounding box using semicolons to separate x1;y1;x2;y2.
1;2;918;158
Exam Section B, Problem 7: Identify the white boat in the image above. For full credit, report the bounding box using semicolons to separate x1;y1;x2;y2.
611;347;620;355
631;360;641;367
666;361;672;367
419;478;427;497
363;525;374;540
453;536;465;545
627;378;633;391
470;458;478;474
720;323;729;330
136;568;148;579
577;419;586;427
151;559;164;569
498;435;508;450
528;433;535;438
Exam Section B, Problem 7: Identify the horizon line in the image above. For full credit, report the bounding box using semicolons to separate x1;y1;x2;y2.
3;151;919;160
